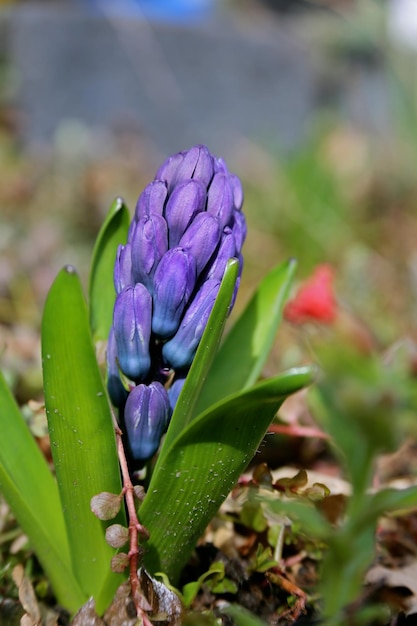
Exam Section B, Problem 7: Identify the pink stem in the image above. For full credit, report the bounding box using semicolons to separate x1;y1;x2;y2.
267;423;330;440
112;412;153;625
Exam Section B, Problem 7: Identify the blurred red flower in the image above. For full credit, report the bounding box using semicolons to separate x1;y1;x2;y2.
284;264;337;324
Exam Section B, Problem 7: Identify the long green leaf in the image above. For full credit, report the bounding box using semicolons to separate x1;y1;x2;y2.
196;259;297;413
88;197;130;341
140;366;314;582
0;371;86;612
42;266;125;613
158;258;239;457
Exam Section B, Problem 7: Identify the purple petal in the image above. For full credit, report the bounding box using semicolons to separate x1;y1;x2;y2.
231;209;247;252
172;144;214;187
229;173;244;210
134;180;168;222
114;243;133;294
131;214;168;292
207;172;235;229
167;376;187;412
113;284;152;381
179;212;221;275
162;279;220;370
205;226;236;282
106;327;129;407
152;248;197;339
164;179;207;248
124;382;171;463
155;152;184;190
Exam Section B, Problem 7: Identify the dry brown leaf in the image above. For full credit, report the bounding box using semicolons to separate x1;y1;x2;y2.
71;598;105;626
139;569;183;626
366;560;417;615
12;564;41;626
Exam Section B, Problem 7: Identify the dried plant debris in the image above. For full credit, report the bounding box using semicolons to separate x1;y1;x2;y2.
12;565;60;626
72;573;182;626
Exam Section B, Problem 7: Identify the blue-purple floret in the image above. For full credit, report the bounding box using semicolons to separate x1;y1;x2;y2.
107;144;245;463
124;382;171;463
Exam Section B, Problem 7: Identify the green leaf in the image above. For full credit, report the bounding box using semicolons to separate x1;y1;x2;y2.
140;366;314;582
88;197;130;341
182;562;226;608
356;486;417;530
196;259;297;413
42;266;126;614
159;258;239;455
220;603;267;626
0;371;86;613
259;496;332;540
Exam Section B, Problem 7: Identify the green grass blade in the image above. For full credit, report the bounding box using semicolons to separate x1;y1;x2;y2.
140;366;314;582
88;197;130;341
196;259;297;414
158;258;239;457
0;371;86;612
42;266;125;613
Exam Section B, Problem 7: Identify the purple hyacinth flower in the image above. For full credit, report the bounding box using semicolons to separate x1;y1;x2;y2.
130;214;168;293
164;179;207;248
108;145;245;422
152;247;197;339
106;327;129;407
114;243;133;294
133;180;168;223
207;172;234;229
162;279;221;370
179;212;221;276
124;381;171;463
113;284;152;381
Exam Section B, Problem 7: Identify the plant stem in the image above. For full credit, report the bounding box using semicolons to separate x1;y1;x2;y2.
112;411;153;626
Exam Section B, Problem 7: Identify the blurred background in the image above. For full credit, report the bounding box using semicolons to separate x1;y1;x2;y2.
1;0;417;400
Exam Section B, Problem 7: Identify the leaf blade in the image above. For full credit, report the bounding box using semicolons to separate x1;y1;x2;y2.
0;371;86;612
140;366;314;582
88;197;130;342
196;259;297;413
42;266;125;613
158;258;239;457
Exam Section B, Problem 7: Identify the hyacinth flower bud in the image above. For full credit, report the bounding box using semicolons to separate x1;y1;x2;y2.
207;172;234;229
152;247;197;339
155;151;185;191
163;279;221;370
205;226;236;282
106;327;129;407
171;144;214;188
114;243;133;294
164;179;207;248
113;284;152;381
130;214;168;293
231;209;247;252
229;173;244;210
167;376;186;413
124;381;171;463
179;212;221;276
133;179;168;223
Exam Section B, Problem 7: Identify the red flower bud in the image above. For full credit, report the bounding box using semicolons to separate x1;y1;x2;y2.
284;264;337;325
